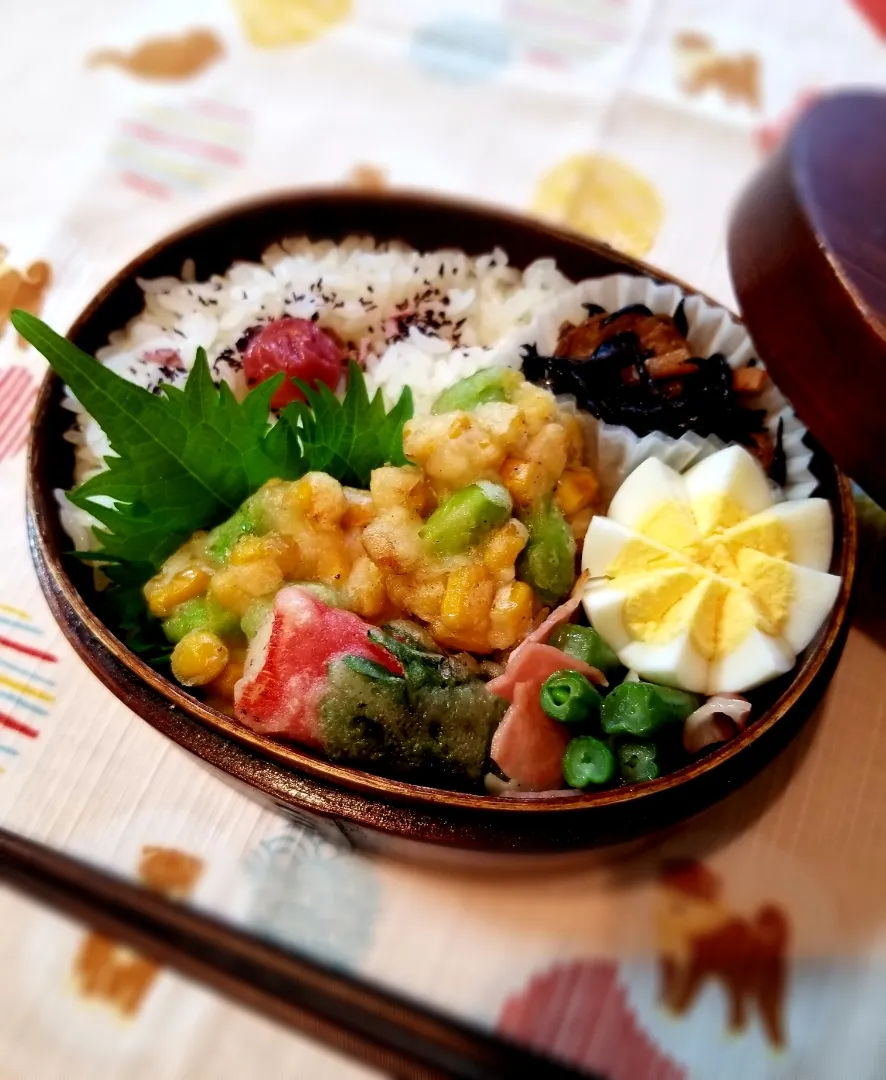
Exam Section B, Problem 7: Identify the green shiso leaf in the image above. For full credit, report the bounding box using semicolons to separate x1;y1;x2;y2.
13;310;290;567
282;360;414;489
13;310;413;647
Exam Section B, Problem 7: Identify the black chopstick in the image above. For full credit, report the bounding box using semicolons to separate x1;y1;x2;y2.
0;828;598;1080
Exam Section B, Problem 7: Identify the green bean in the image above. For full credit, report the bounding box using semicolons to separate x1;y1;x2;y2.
549;624;622;680
162;596;240;644
421;482;512;555
540;670;602;724
601;682;700;738
517;498;576;605
618;741;660;784
431;367;521;414
563;736;616;788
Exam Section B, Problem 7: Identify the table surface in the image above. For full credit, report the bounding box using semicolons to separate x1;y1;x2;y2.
3;2;886;1078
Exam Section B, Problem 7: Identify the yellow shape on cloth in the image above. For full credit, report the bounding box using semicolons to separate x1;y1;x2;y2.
235;0;353;47
531;153;663;257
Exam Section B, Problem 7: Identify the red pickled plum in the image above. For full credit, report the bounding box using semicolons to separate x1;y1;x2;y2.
242;317;346;409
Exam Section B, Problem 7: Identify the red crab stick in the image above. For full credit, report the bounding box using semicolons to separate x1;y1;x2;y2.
235;586;401;747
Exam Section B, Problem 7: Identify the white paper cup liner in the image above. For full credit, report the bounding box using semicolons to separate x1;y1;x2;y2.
529;274;818;505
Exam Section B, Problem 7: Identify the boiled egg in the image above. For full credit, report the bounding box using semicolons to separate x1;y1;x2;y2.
682;443;774;535
715;498;834;572
607;457;700;551
580;446;840;694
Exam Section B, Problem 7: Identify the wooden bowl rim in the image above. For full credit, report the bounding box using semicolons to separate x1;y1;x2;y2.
27;186;858;819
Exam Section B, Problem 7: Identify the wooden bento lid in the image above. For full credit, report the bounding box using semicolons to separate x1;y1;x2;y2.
729;90;886;506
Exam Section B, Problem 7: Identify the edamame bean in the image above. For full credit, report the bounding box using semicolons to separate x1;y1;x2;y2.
162;596;241;644
206;496;263;565
431;367;521;414
517;498;576;605
421;482;512;555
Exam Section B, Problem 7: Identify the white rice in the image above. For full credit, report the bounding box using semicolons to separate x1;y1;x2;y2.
59;237;577;549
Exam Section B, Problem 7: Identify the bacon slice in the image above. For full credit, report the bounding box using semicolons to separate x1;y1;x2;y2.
234;586;401;747
508;573;590;663
487;643;604;702
488;643;605;791
490;679;571;791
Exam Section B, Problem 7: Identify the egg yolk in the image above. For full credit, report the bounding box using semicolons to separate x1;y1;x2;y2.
689;537;741;580
690;492;748;537
736;548;794;636
636;501;699;550
623;569;703;643
608;537;683;577
608;500;795;660
722;515;792;562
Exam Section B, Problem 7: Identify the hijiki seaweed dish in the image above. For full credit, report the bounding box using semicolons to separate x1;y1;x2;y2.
17;237;842;796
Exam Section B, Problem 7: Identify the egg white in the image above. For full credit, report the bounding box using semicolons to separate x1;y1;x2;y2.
707;629;794;694
724;498;834;572
606;457;690;532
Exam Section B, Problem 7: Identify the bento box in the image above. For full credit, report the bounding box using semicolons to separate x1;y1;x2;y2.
26;105;864;857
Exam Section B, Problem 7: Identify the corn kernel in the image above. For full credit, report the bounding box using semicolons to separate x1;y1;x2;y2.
500;458;552;508
439;564;494;633
209;559;283;616
207;658;245;701
171;630;229;687
569;507;594;541
342;487;376;528
346;556;387;618
482;519;529;574
562;414;586;465
555;467;600;516
229;535;265;565
488;580;535;650
288;472;347;529
370;465;430;515
258;533;302;578
144;566;210;618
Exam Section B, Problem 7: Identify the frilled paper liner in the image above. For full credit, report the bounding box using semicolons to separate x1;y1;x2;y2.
525;274;817;506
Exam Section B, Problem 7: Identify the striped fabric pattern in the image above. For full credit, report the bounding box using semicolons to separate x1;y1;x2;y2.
0;604;58;770
0;366;37;463
109;98;252;200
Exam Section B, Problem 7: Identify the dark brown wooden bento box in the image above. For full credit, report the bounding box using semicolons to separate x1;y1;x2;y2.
26;175;858;860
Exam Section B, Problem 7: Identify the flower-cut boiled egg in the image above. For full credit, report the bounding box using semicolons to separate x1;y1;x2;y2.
580;447;840;694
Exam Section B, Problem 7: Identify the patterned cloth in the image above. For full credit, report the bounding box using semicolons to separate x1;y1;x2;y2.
3;2;886;1077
